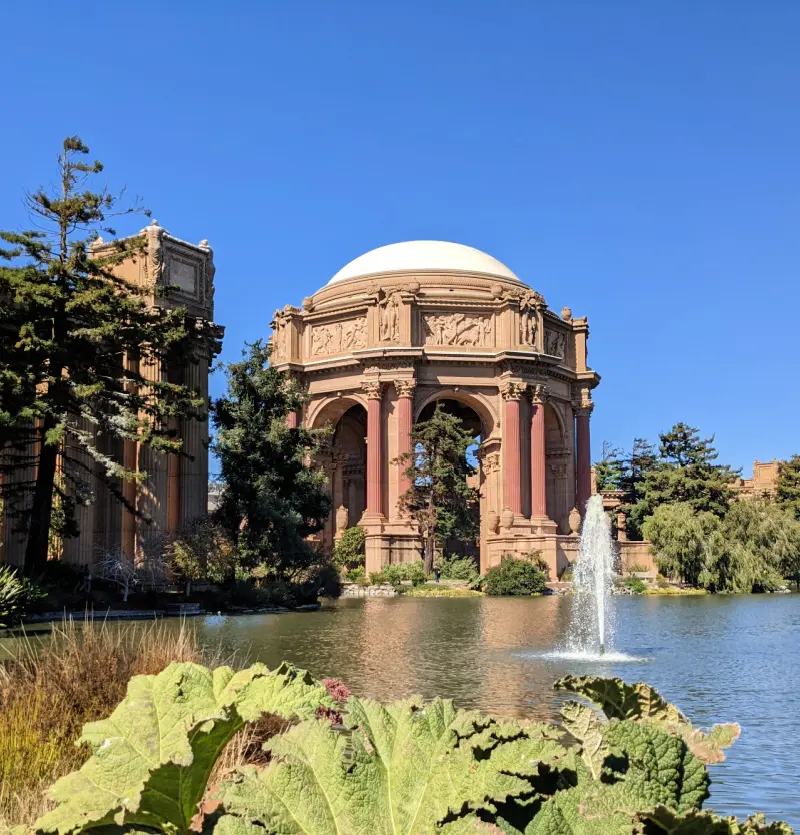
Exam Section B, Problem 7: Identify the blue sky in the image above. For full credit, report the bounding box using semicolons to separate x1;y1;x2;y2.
2;1;798;474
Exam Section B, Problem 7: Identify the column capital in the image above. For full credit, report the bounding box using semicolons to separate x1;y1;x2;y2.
500;380;526;401
395;379;417;398
571;386;594;416
362;380;384;400
529;383;549;404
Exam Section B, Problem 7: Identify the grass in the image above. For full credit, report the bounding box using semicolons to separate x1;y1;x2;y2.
642;586;708;596
0;615;228;829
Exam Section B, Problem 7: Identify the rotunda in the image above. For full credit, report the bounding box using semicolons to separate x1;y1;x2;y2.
269;241;600;578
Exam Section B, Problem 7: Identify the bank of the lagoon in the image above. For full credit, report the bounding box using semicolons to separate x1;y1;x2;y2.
3;593;797;827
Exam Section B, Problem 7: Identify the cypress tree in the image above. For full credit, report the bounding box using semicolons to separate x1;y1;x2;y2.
0;137;214;572
211;341;331;578
776;454;800;519
397;402;480;574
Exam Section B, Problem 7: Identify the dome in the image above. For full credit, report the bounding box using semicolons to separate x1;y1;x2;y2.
327;240;522;286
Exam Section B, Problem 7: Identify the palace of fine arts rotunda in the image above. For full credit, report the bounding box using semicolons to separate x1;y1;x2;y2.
269;240;601;579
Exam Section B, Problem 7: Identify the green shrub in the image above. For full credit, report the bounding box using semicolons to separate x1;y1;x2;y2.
343;566;366;584
369;560;427;587
436;554;480;583
618;576;647;594
27;664;786;835
485;554;547;596
0;567;44;627
627;562;649;574
332;526;366;571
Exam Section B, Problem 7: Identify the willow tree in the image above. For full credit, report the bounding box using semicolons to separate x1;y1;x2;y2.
398;402;480;575
0;137;212;572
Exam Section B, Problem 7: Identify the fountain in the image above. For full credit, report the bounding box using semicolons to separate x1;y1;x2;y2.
565;493;617;658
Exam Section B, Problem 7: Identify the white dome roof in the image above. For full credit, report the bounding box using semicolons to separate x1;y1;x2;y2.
327;240;522;285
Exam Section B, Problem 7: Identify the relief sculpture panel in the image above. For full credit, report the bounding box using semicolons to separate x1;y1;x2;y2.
312;317;367;356
544;329;566;358
423;312;493;347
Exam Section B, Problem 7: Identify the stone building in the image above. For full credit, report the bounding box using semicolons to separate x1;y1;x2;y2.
269;240;601;579
731;460;780;499
0;221;221;568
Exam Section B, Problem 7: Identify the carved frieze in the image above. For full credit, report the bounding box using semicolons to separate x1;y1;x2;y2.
423;312;493;347
311;317;367;356
545;329;566;359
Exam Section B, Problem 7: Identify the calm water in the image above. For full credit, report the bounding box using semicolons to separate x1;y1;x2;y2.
8;594;799;825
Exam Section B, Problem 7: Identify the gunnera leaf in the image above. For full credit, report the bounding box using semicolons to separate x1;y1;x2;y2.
555;676;740;764
639;806;795;834
220;696;570;835
559;701;609;781
35;661;333;835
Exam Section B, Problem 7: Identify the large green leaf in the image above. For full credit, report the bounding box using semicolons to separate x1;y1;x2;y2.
219;696;571;835
35;662;332;835
555;677;740;764
640;806;794;834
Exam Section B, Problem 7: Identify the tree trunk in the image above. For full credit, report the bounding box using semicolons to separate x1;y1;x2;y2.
423;492;436;576
24;419;59;574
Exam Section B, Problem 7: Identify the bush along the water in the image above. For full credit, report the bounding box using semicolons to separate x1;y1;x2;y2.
369;559;427;587
436;553;481;585
485;553;548;596
25;664;792;835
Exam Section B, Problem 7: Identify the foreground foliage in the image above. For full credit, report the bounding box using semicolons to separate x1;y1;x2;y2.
23;662;790;835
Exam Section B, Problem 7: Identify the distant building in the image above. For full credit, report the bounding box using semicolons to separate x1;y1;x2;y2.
731;460;780;500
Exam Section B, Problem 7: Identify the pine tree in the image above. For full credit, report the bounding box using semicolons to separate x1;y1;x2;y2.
776;454;800;519
211;341;331;578
397;403;480;574
0;137;212;572
630;423;738;532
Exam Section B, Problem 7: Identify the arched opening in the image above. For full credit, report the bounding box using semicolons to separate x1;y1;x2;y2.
319;403;368;553
414;397;483;567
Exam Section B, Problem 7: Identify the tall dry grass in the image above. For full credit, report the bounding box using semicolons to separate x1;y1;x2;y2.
0;615;227;829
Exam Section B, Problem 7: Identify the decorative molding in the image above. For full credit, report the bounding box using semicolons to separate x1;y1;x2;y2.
572;386;594;416
311;316;367;356
480;451;501;474
500;381;526;401
423;312;493;347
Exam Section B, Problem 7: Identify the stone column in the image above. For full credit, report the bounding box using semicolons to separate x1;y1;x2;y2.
501;381;526;517
394;379;416;512
286;410;298;429
617;511;627;542
179;349;209;531
363;380;385;517
575;399;593;517
529;384;548;519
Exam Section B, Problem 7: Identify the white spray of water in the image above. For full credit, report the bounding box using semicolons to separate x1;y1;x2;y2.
565;494;617;657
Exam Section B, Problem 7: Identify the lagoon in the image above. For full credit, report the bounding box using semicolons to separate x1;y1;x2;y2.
192;593;798;827
6;593;798;826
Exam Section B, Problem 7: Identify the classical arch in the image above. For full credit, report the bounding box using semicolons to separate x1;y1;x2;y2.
414;388;498;439
306;393;368;430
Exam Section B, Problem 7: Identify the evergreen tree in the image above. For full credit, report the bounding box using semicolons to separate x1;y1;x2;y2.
615;438;659;540
0;137;211;572
594;441;626;492
776;454;800;519
211;341;331;579
629;423;738;533
398;403;480;575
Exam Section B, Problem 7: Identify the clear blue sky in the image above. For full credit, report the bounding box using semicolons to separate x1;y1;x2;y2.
2;1;798;474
